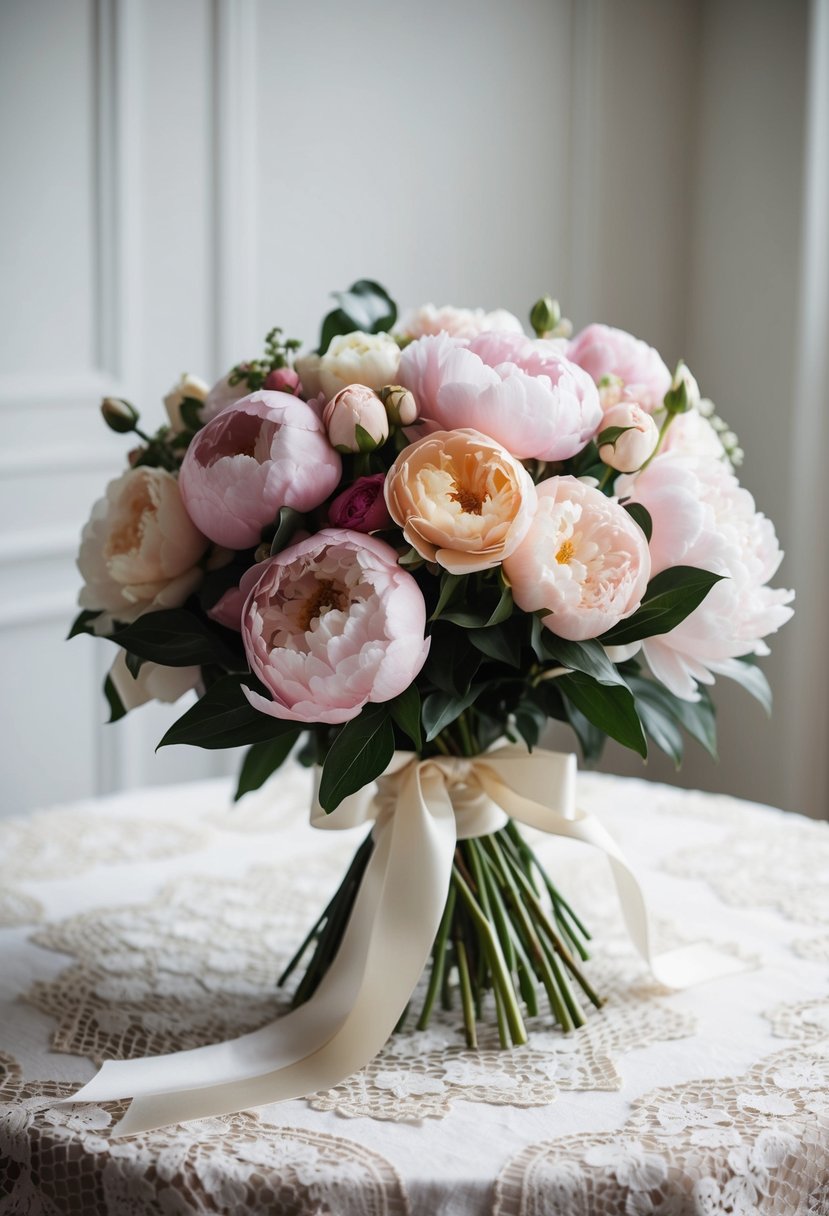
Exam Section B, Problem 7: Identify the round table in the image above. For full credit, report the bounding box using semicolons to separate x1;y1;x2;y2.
1;765;828;1215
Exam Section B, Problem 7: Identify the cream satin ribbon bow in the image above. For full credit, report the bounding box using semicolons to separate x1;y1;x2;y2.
67;746;741;1136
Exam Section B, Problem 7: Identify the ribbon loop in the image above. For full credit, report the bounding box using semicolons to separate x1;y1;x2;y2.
65;746;745;1136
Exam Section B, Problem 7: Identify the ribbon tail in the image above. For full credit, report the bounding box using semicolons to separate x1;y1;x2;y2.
477;761;747;990
66;765;457;1136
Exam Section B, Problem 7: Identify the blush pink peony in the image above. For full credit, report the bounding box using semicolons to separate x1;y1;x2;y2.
567;323;672;414
178;391;342;550
618;454;795;699
399;304;525;340
398;332;602;462
241;529;430;724
503;476;651;641
385;429;536;574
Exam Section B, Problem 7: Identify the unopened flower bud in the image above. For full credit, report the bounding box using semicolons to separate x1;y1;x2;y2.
263;366;301;395
163;373;209;434
597;402;659;472
529;295;561;338
101;397;139;434
323;384;390;453
380;384;418;427
663;360;700;415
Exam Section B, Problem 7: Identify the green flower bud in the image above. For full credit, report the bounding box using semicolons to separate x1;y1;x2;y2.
663;360;700;415
379;384;418;427
101;397;140;434
529;295;561;338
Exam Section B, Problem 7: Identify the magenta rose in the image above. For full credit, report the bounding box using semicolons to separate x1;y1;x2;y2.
328;474;392;533
241;529;430;724
178;391;341;549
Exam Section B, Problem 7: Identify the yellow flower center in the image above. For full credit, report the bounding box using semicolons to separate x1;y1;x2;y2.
450;483;486;515
555;539;575;565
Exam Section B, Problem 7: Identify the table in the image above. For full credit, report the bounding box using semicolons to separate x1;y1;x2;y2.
1;765;828;1215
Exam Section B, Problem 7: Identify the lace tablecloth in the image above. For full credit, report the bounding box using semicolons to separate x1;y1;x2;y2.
2;765;828;1215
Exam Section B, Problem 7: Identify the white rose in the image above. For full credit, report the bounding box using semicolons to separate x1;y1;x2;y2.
201;370;249;425
77;467;209;633
108;650;201;712
163;373;209;433
399;304;525;340
318;331;401;401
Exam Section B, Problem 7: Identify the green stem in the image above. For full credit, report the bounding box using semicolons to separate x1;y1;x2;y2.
598;464;615;492
417;885;456;1030
455;936;477;1049
638;409;676;473
456;711;476;757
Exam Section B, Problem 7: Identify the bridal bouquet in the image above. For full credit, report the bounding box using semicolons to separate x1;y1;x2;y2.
71;281;793;1051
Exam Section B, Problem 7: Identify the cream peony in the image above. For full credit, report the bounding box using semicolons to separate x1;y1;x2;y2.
318;331;401;401
163;373;209;433
618;454;795;699
503;476;651;641
109;650;201;711
241;529;430;724
399;304;525;340
77;467;209;633
384;429;537;574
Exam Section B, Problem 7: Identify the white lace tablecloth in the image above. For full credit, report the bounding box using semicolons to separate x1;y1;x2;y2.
2;765;829;1215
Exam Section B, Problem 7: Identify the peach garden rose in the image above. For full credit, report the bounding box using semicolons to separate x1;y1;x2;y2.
384;429;536;574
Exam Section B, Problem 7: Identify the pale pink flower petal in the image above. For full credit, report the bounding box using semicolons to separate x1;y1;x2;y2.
241;529;429;724
618;453;794;699
503;476;650;641
178;391;342;550
399;332;601;461
567;323;671;414
399;303;525;340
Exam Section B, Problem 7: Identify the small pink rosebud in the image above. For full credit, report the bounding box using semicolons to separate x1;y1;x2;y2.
328;474;392;533
322;384;390;453
598;402;660;473
263;366;301;395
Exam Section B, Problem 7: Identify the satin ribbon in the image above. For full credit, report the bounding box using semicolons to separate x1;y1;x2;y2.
66;747;741;1136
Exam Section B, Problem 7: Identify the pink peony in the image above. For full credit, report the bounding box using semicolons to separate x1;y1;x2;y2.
503;476;651;641
618;454;794;699
328;474;392;533
241;529;430;724
178;391;342;550
398;332;602;462
323;384;389;452
399;304;525;340
567;323;672;414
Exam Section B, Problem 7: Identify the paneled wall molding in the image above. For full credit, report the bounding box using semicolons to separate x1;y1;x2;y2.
0;590;79;631
0;527;81;566
565;0;603;321
210;0;259;375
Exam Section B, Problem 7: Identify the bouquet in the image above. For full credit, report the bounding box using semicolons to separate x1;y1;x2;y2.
70;281;793;1053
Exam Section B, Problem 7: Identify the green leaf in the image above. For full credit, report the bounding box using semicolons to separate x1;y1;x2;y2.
514;698;547;752
600;567;725;647
234;730;301;801
158;676;299;750
390;683;422;750
540;636;627;687
67;609;102;640
468;622;522;668
422;684;482;742
318;703;396;812
725;656;773;715
628;675;718;759
430;572;463;621
317;280;398;353
124;650;145;678
629;682;684;765
269;506;303;556
563;699;607;764
559;672;647;757
623;502;653;542
111;608;244;670
103;674;127;723
354;423;380;453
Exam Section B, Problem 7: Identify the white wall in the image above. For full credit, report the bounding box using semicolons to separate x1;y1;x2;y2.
0;0;823;817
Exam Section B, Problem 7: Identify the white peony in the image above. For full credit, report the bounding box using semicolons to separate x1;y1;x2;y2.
318;331;401;401
77;467;209;633
163;373;209;433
